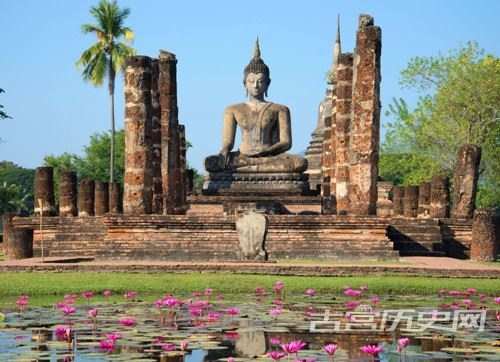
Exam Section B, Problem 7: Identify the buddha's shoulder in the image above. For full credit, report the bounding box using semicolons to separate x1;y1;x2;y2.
268;102;290;112
224;103;247;113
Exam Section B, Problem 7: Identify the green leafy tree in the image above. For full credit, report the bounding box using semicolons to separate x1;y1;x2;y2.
0;162;34;217
76;0;135;184
381;42;500;207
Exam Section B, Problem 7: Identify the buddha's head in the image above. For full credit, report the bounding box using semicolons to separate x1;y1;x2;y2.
244;38;271;97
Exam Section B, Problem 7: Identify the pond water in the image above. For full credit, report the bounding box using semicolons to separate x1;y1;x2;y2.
0;285;499;361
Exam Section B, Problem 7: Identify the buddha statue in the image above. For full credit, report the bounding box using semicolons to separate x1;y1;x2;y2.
203;40;308;195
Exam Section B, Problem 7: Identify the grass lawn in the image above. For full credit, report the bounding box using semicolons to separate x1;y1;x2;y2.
1;272;499;298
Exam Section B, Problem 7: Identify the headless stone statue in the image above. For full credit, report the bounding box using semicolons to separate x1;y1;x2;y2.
203;40;308;194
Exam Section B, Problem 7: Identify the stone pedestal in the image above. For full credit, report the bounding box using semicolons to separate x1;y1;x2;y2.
376;181;393;217
430;176;450;218
34;167;56;216
78;179;95;217
109;182;123;214
59;171;77;217
334;53;354;215
403;186;419;218
471;209;497;261
2;213;33;259
150;59;163;214
418;182;431;218
451;144;481;219
123;56;153;215
94;181;109;216
392;186;404;216
348;15;381;215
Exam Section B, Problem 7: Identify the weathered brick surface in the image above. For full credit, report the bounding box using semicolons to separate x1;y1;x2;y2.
417;182;431;218
109;182;123;214
451;144;481;219
159;51;186;214
389;217;443;256
430;176;450;218
392;186;404;216
471;209;497;261
349;15;381;216
94;181;109;216
78;179;94;217
334;53;354;214
34;167;56;216
150;59;163;214
59;171;77;217
376;181;393;217
179;124;187;207
403;186;419;218
2;213;33;259
124;56;153;215
441;218;473;259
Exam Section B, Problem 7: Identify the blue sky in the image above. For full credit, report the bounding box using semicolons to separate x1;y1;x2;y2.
1;0;500;173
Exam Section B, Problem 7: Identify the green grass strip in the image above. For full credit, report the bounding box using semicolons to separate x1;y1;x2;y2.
1;272;499;297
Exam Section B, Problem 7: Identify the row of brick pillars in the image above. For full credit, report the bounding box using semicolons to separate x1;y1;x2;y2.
33;167;122;217
123;51;188;215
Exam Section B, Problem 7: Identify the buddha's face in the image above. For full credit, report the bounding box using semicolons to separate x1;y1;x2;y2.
245;72;270;97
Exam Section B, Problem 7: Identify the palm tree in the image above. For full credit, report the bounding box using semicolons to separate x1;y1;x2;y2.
76;0;135;184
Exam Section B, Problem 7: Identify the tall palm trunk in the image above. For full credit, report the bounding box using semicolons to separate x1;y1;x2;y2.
108;56;116;184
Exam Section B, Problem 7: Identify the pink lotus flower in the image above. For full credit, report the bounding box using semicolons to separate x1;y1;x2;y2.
360;344;383;356
496;311;500;321
272;298;284;306
343;288;362;298
228;358;235;362
466;288;477;295
160;342;176;351
494;297;500;304
99;339;115;353
104;332;122;341
397;337;410;352
370;295;380;305
204;288;213;296
189;307;203;318
124;291;137;300
54;325;71;342
269;307;283;318
270;337;281;345
88;308;98;319
61;305;76;316
267;351;287;360
448;290;462;297
180;340;189;350
119;317;136;327
226;307;240;316
273;281;285;293
323;343;338;355
207;312;221;322
281;340;306;354
162;297;180;308
16;295;29;311
305;288;316;297
344;300;360;310
255;287;266;296
82;291;94;300
103;290;112;298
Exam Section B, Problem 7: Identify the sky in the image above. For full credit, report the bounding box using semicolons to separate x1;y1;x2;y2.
1;0;500;174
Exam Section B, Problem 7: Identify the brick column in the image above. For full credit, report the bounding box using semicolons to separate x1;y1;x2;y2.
376;181;393;217
320;116;335;214
186;169;194;196
59;171;77;217
430;175;450;218
123;56;153;215
471;209;497;261
334;53;354;215
34;167;55;216
349;15;381;215
78;179;94;216
94;181;109;215
417;182;431;218
151;59;163;214
403;186;419;218
392;186;404;216
451;144;481;219
159;50;185;214
109;182;123;214
2;213;33;260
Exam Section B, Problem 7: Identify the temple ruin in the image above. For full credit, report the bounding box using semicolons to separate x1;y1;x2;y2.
2;14;496;262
